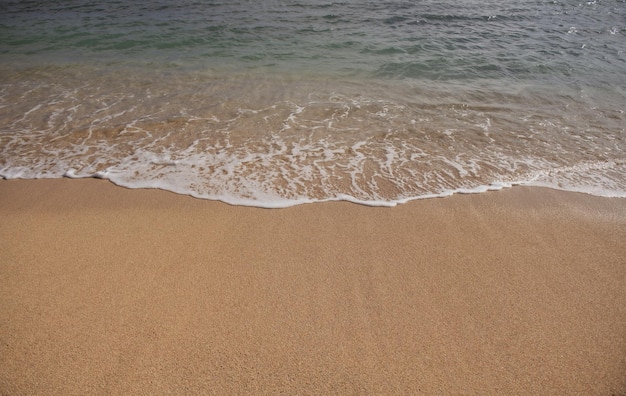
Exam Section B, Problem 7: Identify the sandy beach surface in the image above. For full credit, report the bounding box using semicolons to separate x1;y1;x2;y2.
1;178;625;395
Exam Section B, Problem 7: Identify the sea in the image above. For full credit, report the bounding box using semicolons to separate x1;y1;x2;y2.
1;0;624;207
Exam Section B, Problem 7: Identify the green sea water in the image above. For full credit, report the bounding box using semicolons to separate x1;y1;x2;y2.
1;0;625;206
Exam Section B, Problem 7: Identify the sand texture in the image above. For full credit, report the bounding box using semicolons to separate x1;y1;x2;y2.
1;179;625;394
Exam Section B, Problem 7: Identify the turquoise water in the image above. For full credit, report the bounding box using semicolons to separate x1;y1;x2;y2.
1;0;625;206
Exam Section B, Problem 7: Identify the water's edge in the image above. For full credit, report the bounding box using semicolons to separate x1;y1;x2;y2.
3;172;624;209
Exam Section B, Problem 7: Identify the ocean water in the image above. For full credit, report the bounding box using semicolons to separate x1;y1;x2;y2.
1;0;624;207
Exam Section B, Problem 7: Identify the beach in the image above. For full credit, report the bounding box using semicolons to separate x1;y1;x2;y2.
0;178;624;394
2;1;625;393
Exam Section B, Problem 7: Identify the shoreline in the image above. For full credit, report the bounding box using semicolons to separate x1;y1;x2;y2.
1;179;625;394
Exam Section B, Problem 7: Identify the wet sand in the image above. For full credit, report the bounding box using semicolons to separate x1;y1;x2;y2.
1;179;625;394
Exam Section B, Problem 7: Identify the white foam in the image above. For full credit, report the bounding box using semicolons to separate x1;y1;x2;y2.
2;72;625;208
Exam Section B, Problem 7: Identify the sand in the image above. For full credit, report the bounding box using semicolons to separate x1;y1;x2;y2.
0;178;625;395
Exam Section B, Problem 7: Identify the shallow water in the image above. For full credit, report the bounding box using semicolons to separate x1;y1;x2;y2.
1;0;624;206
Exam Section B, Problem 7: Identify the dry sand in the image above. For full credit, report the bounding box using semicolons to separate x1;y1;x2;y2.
1;178;625;395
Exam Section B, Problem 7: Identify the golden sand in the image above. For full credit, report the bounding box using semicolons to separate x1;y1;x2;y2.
1;179;625;394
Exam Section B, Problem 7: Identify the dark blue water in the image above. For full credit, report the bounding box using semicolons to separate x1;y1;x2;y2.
1;0;625;206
